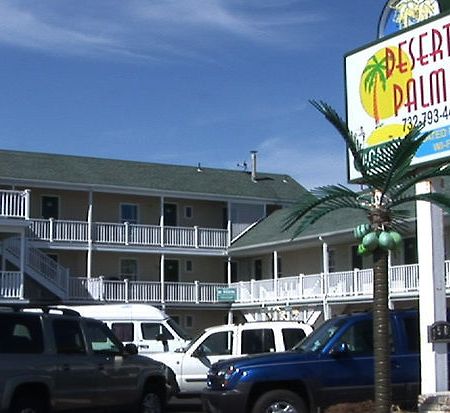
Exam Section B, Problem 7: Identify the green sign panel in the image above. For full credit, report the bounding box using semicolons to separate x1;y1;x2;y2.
217;287;237;302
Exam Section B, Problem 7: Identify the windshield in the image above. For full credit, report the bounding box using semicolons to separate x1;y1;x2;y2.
167;318;191;341
293;318;345;353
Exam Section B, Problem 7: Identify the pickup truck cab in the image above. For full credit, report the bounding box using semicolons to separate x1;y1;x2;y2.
151;320;313;395
202;310;425;413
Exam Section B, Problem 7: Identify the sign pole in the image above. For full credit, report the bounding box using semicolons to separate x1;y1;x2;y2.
416;179;448;393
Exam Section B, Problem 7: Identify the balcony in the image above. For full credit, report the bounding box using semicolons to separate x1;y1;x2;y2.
0;190;29;219
59;261;448;306
26;218;229;250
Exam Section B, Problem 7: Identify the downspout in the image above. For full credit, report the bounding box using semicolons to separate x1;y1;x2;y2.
319;236;331;320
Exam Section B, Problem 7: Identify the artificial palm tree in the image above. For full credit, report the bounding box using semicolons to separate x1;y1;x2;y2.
284;100;450;413
363;54;387;125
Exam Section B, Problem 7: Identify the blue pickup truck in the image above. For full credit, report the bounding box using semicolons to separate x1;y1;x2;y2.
202;310;423;413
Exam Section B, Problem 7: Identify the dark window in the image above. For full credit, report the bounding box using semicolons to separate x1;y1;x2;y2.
254;259;262;281
352;245;363;269
339;320;374;354
0;314;44;354
403;316;420;352
241;329;275;354
164;260;179;282
164;203;177;226
53;319;86;354
404;237;417;264
85;321;121;354
199;331;233;356
42;196;59;219
120;204;138;224
141;323;174;340
111;322;134;342
282;328;307;350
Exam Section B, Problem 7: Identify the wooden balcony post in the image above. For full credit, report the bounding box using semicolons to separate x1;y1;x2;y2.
124;278;129;303
353;268;359;296
194;280;199;304
160;254;165;304
194;226;199;248
24;189;30;220
49;218;54;243
99;276;105;302
124;222;129;246
250;279;255;303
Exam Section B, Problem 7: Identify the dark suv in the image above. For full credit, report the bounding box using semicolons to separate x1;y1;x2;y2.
0;305;175;413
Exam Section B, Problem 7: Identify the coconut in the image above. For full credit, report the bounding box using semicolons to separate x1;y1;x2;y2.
362;232;379;252
378;231;395;250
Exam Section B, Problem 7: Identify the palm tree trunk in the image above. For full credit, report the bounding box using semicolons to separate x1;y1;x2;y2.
373;248;391;413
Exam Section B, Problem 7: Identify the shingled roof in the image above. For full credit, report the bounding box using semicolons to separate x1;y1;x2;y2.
0;149;309;202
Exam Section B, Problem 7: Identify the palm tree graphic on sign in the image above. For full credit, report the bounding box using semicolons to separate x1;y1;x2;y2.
362;54;387;127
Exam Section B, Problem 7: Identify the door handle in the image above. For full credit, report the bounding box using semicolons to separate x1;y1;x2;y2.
139;344;149;349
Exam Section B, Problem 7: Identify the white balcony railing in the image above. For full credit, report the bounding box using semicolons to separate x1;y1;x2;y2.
26;218;228;250
64;262;441;305
0;271;23;298
0;190;29;219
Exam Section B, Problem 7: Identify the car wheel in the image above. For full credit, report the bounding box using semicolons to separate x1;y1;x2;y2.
252;390;307;413
139;390;162;413
11;393;46;413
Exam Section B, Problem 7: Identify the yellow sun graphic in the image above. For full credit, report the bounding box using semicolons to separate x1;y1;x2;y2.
359;46;413;146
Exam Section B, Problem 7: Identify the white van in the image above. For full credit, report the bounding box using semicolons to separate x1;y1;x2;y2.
67;303;191;354
151;320;313;395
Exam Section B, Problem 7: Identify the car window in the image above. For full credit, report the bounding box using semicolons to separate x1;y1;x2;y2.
0;314;44;354
339;320;374;354
241;329;275;354
111;322;134;342
199;331;233;356
142;323;174;340
282;328;307;350
53;319;86;354
85;321;122;354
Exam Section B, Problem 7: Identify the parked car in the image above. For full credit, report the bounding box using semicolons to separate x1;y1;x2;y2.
202;310;426;413
151;320;313;396
0;304;176;413
65;303;191;353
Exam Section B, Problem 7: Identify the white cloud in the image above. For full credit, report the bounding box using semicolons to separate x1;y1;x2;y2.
0;0;325;61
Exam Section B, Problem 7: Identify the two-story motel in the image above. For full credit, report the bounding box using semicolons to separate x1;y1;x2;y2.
0;149;447;333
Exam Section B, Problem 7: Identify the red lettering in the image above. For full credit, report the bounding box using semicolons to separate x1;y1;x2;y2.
397;40;409;72
385;47;396;79
431;29;443;62
393;84;403;116
418;32;429;66
405;78;418;113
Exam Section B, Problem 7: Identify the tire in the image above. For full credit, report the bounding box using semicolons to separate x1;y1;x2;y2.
139;390;163;413
10;392;46;413
252;390;307;413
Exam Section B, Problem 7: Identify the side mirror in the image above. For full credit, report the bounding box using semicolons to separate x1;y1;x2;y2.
329;342;350;357
123;343;138;355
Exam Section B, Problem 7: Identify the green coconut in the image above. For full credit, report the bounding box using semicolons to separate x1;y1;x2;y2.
354;223;371;239
388;231;402;249
362;231;379;252
378;231;395;250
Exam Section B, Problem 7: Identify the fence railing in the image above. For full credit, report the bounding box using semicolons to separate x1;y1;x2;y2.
0;190;29;219
27;218;228;250
0;271;23;298
64;262;440;305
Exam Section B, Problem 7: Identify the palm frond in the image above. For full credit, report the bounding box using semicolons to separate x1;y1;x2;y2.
389;192;450;213
283;184;368;238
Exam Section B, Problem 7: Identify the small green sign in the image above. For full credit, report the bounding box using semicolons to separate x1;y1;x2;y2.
217;287;237;302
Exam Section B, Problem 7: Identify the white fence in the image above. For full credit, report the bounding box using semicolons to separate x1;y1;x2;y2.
0;272;23;298
27;218;228;249
64;262;447;305
0;190;29;219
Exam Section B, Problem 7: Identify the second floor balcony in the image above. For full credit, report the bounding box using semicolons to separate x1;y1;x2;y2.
26;218;230;250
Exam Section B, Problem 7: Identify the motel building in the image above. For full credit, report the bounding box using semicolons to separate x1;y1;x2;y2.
0;148;449;333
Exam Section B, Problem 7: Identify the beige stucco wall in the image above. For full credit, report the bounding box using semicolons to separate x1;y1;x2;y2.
164;198;226;228
168;308;229;335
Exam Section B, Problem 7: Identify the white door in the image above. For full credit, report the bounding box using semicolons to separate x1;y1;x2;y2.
180;328;236;393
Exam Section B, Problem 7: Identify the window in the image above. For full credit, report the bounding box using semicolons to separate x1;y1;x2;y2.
241;329;275;354
328;249;336;273
141;323;174;340
41;196;59;219
282;328;307;350
85;321;122;354
120;259;137;280
164;203;177;226
111;322;134;342
53;319;86;354
403;316;420;352
0;314;44;354
404;237;417;264
352;245;363;269
199;331;233;356
120;203;138;224
254;259;263;281
339;320;374;354
184;206;193;219
185;315;193;329
185;260;193;272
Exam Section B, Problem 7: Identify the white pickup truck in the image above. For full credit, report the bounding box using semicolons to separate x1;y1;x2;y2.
151;320;313;396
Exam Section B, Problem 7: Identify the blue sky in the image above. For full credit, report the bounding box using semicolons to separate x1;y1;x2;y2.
0;0;388;189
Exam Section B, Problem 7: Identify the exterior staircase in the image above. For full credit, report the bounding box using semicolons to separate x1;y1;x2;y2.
3;237;69;299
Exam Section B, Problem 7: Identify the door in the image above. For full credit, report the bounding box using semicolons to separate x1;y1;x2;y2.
164;203;177;226
317;319;375;408
165;259;179;282
51;318;99;410
181;328;235;393
41;196;59;219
